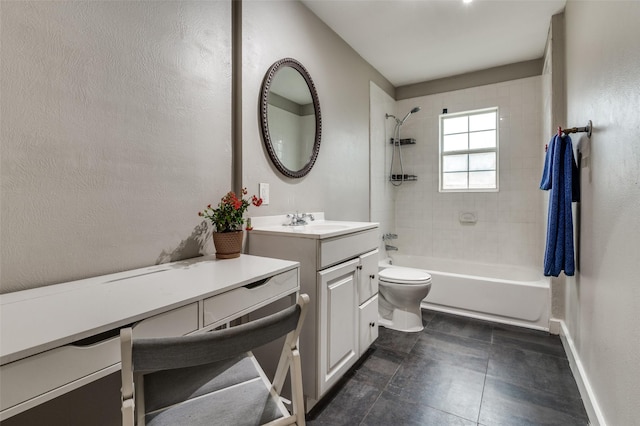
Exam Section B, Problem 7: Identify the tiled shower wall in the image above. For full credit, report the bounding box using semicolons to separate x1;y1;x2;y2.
386;76;544;268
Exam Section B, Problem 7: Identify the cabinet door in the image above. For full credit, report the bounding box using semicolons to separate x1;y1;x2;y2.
358;249;379;304
359;294;379;357
318;258;359;396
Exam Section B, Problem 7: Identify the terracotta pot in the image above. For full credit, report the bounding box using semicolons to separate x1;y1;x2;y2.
212;230;243;259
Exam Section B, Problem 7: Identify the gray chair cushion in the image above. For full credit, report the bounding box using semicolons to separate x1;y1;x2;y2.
144;353;260;413
145;362;284;426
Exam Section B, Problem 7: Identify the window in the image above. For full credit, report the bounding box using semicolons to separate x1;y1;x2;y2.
439;107;498;192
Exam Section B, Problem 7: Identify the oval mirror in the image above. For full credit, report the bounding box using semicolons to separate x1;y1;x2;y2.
260;58;321;178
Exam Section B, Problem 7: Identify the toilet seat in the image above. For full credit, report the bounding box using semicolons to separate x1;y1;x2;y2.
379;267;431;285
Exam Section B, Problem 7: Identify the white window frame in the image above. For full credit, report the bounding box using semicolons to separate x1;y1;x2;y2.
439;107;499;192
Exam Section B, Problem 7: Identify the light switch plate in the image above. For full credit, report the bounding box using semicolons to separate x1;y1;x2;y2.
259;183;270;205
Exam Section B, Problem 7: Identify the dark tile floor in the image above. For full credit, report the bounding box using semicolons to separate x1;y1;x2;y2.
307;310;589;426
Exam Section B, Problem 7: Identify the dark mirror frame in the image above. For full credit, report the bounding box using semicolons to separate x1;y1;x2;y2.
259;58;322;179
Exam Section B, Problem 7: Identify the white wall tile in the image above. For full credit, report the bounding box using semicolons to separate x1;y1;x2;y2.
387;76;544;268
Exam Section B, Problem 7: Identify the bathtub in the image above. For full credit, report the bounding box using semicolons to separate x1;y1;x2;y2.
382;255;550;330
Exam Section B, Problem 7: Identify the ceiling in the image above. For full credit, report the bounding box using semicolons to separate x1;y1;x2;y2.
301;0;566;87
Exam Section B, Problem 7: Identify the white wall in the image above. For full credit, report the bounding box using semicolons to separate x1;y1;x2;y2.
1;1;232;294
370;82;398;252
563;2;640;424
241;0;392;222
390;77;544;268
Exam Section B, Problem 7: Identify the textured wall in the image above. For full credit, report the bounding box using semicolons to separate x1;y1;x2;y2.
564;2;640;424
241;0;393;222
1;1;232;293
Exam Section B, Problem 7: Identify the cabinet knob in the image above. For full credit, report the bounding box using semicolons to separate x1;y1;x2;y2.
369;274;375;279
357;265;363;270
369;322;375;327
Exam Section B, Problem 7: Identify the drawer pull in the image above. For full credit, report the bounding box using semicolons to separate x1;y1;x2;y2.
71;325;131;347
369;274;375;279
369;322;376;327
203;269;297;327
243;277;270;290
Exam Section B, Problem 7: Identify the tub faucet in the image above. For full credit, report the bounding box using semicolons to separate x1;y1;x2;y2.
383;233;398;241
385;244;398;251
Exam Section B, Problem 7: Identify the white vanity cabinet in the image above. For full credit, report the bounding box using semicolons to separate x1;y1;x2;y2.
318;258;359;396
248;217;379;411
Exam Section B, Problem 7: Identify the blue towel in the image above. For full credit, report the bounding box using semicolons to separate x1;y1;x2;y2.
540;134;580;277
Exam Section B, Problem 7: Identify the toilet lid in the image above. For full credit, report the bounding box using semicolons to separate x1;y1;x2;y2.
379;267;431;285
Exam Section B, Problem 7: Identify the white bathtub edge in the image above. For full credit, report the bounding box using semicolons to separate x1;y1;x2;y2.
559;320;605;426
421;302;550;332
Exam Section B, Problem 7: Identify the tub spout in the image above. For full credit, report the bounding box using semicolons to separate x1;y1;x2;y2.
385;244;398;251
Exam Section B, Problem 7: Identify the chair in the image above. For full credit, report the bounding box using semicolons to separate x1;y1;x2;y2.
120;294;309;426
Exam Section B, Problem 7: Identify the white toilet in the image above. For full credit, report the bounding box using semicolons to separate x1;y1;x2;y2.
378;266;432;332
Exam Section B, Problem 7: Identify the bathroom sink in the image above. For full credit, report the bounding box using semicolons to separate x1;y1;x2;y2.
302;223;351;232
249;213;378;239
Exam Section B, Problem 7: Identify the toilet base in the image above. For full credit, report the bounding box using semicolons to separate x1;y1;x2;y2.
378;308;424;333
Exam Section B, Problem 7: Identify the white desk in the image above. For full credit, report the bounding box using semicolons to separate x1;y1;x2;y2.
0;254;299;420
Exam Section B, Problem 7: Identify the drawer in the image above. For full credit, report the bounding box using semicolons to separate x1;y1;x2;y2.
0;302;198;414
203;268;298;327
133;303;198;338
358;249;379;304
319;229;378;269
0;335;120;412
359;294;379;357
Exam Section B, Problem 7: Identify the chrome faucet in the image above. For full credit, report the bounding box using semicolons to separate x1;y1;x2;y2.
285;212;315;226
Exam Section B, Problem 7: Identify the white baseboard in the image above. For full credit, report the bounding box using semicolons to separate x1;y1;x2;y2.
559;320;606;426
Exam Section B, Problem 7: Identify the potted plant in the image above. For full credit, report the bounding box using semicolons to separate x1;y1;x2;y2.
198;188;262;259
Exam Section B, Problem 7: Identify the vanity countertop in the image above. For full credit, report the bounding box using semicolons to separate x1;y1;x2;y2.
0;254;299;365
249;213;378;240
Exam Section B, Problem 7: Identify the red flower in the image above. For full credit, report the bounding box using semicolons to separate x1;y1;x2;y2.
198;188;262;232
251;196;263;207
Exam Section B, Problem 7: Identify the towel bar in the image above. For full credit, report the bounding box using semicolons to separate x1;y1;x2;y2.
558;120;592;138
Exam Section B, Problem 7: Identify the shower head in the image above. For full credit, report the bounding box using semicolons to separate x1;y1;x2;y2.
399;106;421;124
